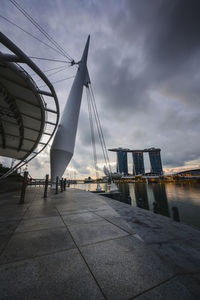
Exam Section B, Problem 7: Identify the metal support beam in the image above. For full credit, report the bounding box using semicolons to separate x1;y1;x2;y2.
0;53;24;63
0;120;6;148
44;108;57;114
38;90;53;97
45;121;56;126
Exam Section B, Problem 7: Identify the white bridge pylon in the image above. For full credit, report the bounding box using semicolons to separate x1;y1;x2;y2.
50;36;90;185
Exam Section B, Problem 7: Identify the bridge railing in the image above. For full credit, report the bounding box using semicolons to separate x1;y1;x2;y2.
19;173;69;204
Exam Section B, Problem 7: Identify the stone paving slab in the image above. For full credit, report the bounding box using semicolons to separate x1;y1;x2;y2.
176;273;200;299
80;235;174;299
135;277;195;300
149;238;200;274
15;215;65;233
68;219;129;246
62;211;103;225
0;219;20;235
0;249;104;300
0;206;27;221
23;206;59;219
95;214;137;235
0;234;10;254
0;186;200;299
0;227;75;264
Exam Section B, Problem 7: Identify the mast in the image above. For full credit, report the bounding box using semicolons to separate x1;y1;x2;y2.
50;36;90;184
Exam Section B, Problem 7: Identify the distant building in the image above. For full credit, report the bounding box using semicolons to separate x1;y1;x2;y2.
109;147;163;176
116;151;128;175
132;152;145;175
149;149;163;175
177;169;200;176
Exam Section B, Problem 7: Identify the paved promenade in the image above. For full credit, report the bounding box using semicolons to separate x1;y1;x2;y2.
0;187;200;299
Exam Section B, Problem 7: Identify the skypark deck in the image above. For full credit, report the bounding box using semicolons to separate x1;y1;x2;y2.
0;187;199;299
109;147;161;152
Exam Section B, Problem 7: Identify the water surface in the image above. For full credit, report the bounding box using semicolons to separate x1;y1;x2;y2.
71;182;200;230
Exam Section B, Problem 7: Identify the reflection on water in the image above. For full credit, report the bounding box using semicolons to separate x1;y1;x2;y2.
71;182;200;230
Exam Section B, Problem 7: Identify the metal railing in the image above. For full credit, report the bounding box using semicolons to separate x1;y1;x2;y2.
19;173;69;204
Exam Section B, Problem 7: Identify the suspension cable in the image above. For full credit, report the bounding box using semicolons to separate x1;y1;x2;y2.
87;87;108;170
9;0;74;62
36;66;68;81
30;64;68;76
38;75;75;88
86;88;99;180
29;56;70;63
89;84;113;177
0;15;66;57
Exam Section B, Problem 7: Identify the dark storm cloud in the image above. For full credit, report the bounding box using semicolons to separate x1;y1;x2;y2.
90;0;200;169
114;0;200;65
92;46;153;118
91;0;200;120
109;0;200;96
150;0;200;68
2;0;200;176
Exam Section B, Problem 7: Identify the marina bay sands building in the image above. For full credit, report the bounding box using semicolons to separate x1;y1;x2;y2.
109;148;163;176
132;152;145;175
117;151;128;175
149;149;163;175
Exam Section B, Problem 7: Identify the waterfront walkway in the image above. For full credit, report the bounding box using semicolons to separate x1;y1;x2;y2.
0;187;200;299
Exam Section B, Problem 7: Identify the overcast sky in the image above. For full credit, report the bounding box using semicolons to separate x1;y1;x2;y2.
1;0;200;178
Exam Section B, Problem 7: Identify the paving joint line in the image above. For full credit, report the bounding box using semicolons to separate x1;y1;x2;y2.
0;187;40;257
22;214;60;220
55;206;108;300
0;246;77;267
93;211;136;236
79;233;136;249
128;274;177;299
11;225;66;235
130;269;200;299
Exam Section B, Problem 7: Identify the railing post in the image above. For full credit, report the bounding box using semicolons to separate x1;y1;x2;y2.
19;171;28;204
61;178;63;192
64;178;66;191
43;174;49;198
55;176;59;194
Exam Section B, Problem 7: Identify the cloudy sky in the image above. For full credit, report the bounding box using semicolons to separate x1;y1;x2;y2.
1;0;200;178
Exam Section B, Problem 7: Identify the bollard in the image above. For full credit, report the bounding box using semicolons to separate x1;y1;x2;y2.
20;171;28;204
61;178;63;192
172;207;180;222
153;201;158;214
43;174;49;198
56;176;59;194
64;178;66;191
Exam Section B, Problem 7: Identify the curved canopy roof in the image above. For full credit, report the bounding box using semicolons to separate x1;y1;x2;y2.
0;32;60;177
0;60;45;160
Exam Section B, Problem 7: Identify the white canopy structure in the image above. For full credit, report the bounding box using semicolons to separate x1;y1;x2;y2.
0;32;59;177
50;36;90;183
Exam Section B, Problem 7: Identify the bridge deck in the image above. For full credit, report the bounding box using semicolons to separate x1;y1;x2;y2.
0;187;200;299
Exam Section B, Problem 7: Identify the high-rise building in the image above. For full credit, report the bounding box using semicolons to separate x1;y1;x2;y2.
149;149;163;175
109;147;163;177
132;152;145;175
117;151;128;175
